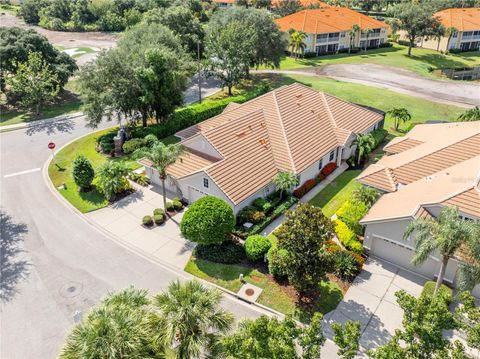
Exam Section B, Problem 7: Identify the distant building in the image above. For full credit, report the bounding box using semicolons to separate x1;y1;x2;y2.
275;8;389;55
212;0;329;8
414;8;480;52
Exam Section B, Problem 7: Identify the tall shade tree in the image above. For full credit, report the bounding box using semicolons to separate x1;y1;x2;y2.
205;20;256;96
457;106;480;122
289;31;307;59
60;287;167;359
350;133;375;165
222;314;325;359
96;161;131;201
207;7;286;70
276;204;334;296
78;23;191;128
273;171;299;199
387;107;411;131
6;52;60;118
387;2;441;56
154;280;233;359
133;141;185;211
272;0;301;17
404;206;480;294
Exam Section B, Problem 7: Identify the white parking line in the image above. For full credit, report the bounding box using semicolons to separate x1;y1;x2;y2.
3;168;41;178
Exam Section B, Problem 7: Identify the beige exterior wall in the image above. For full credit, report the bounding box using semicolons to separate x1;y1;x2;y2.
401;28;480;52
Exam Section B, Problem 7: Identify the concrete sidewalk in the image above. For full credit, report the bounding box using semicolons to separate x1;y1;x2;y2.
86;184;195;269
0;112;84;132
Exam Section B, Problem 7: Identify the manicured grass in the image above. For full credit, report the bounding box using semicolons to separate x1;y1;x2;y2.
0;100;82;127
277;44;480;78
258;73;463;134
185;258;343;322
309;170;362;218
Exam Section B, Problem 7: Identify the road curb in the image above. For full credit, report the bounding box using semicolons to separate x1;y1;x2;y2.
0;112;85;133
42;131;284;319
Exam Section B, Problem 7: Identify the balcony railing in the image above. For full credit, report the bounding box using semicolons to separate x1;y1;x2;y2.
316;37;339;44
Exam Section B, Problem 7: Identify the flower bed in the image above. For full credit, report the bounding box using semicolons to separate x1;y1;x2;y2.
293;162;338;199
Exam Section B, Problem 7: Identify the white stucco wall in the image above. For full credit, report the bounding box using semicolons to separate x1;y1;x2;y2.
298;149;337;184
183;135;222;159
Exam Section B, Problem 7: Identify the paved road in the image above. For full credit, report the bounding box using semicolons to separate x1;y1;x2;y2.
0;118;264;359
257;63;480;108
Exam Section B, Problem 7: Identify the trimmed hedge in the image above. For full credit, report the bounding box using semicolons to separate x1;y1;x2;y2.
122;138;145;154
421;281;453;305
153;208;165;217
253;197;273;214
194;240;246;264
154;214;165;225
371;128;388;147
180;196;235;245
321;162;337;177
293;162;337;199
245;235;272;261
334;219;363;254
336;200;369;235
237;206;265;225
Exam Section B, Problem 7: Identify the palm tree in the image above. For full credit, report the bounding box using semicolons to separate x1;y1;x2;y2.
404;206;480;295
350;133;375;165
288;31;307;60
363;28;374;52
96;161;131;201
273;171;299;199
60;287;166;359
387;107;412;132
445;26;458;53
154;280;233;359
457;106;480;122
348;24;361;53
134;141;185;211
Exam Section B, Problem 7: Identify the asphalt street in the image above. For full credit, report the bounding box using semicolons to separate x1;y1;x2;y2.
0;116;263;358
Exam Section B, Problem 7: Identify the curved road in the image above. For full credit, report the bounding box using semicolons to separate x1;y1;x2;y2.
0;118;264;358
257;63;480;108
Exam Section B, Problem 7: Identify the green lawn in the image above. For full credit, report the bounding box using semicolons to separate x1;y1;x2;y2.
276;44;480;79
185;258;343;322
259;73;463;134
309;170;362;218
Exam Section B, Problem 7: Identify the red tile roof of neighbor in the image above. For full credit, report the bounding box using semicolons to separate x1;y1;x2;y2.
275;7;388;34
271;0;330;7
170;83;383;205
434;8;480;32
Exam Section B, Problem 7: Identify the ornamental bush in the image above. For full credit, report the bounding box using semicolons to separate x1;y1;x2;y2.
252;198;273;214
153;208;165;217
336;200;369;235
334;219;363;254
153;214;165;225
72;155;95;191
172;199;183;211
332;251;360;280
237;206;265;225
143;215;153;226
166;201;175;212
180;196;235;245
245;235;272;261
194;240;246;264
122;138;145;154
321;162;338;177
267;247;289;279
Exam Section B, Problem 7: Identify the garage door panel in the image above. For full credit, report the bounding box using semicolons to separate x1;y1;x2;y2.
371;236;438;279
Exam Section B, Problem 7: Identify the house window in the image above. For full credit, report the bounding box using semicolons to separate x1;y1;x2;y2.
203;178;209;188
329;150;335;161
318;158;323;170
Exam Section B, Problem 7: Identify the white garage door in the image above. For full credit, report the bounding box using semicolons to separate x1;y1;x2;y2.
188;186;207;204
371;236;439;279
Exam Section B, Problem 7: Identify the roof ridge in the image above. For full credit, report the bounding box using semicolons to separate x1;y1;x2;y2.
320;92;340;133
272;90;297;173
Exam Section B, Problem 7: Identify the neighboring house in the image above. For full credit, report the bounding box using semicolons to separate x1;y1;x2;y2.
358;122;480;296
212;0;329;8
275;8;389;55
140;83;384;214
414;8;480;52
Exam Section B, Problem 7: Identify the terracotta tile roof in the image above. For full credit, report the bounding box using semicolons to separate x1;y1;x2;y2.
383;138;424;155
361;155;480;223
434;8;480;32
172;83;383;205
271;0;330;7
212;0;235;4
275;8;388;34
222;102;241;113
358;122;480;192
358;168;397;192
415;207;434;220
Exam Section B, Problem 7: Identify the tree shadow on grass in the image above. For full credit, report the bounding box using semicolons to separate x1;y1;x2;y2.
410;53;473;70
0;211;30;302
78;187;107;208
194;259;254;282
295;281;344;323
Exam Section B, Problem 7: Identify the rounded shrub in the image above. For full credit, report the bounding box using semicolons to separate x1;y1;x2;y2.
122;138;145;154
166;201;175;212
72;155;94;191
142;215;153;227
194;240;246;264
172;199;183;211
267;247;289;279
154;214;165;225
180;196;235;245
332;251;360;280
245;235;272;261
153;208;165;217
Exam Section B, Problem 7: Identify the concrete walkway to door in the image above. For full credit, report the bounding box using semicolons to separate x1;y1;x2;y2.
86;183;195;269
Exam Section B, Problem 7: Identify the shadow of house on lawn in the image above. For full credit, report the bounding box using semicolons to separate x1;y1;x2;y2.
0;211;30;302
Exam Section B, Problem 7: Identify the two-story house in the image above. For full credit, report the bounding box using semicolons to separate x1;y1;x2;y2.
416;8;480;52
275;8;389;55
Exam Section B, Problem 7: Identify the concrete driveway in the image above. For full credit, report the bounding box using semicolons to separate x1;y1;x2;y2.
87;184;195;269
322;257;427;358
